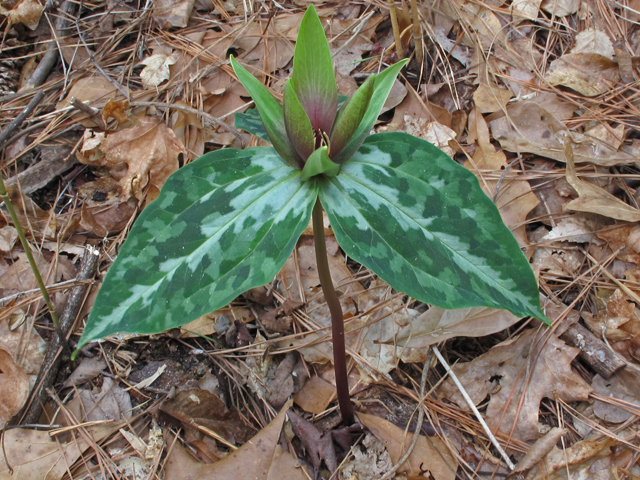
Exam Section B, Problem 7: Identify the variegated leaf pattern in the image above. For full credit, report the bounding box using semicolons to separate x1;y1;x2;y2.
78;147;318;348
320;132;547;322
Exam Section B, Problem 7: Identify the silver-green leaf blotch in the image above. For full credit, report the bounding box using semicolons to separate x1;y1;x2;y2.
320;132;548;322
78;147;318;349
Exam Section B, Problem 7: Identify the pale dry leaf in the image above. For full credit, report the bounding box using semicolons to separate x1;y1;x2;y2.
0;429;86;480
79;377;132;421
540;0;580;16
571;28;614;60
164;399;308;480
581;289;640;342
439;327;592;441
584;123;625;150
0;319;45;375
358;412;458;480
89;116;185;202
525;438;615;480
0;251;52;296
546;53;620;97
592;371;640;423
511;0;542;20
540;215;598;244
531;245;585;276
393;307;521;349
339;433;392;480
2;0;43;30
63;356;108;387
473;83;513;113
512;427;568;473
0;349;29;429
490;102;637;166
431;26;473;67
57;76;128;115
0;226;17;252
153;0;195;28
293;375;335;414
180;307;254;337
140;52;179;89
563;139;640;222
466;109;539;247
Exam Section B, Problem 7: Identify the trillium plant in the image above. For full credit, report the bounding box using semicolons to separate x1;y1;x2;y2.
77;6;548;424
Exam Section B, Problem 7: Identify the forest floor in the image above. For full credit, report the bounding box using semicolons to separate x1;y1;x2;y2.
1;0;640;479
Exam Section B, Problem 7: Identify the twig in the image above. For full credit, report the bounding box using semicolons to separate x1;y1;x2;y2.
75;0;130;99
25;0;76;89
432;346;516;470
0;91;45;147
379;348;432;480
410;0;423;65
20;246;100;425
0;91;63;343
129;101;244;141
388;0;404;60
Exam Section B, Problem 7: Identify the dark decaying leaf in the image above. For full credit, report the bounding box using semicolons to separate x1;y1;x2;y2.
287;409;338;474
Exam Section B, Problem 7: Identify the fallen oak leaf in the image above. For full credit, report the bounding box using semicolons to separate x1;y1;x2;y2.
164;399;308;480
562;136;640;222
357;412;457;480
439;326;592;441
0;349;29;429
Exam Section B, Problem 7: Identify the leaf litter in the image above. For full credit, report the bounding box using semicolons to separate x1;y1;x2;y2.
3;0;640;478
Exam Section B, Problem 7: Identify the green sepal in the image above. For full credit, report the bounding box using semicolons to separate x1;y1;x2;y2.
283;79;315;161
292;4;338;133
330;74;375;159
236;96;349;142
321;132;548;323
333;59;409;165
301;146;340;182
230;55;303;168
75;146;318;352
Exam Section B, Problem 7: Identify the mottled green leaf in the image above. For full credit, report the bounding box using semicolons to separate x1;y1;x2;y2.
230;55;302;168
321;132;548;322
235;108;269;141
292;4;338;133
301;146;340;182
77;147;317;350
333;59;408;165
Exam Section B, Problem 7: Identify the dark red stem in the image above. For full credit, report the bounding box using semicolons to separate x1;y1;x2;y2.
312;198;355;425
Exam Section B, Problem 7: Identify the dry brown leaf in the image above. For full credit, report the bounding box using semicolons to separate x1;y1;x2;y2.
582;289;640;342
466;108;539;247
180;307;254;337
57;76;129;126
439;327;592;441
79;377;132;421
164;399;308;480
153;0;195;28
160;388;255;444
78;116;185;202
490;102;636;166
563;139;640;222
0;251;52;297
525;438;616;479
572;28;615;60
0;429;86;480
393;307;521;349
294;375;335;414
511;0;542;20
473;83;513;113
546;53;620;97
592;371;640;423
0;319;45;375
540;0;579;15
0;349;29;429
1;0;43;29
512;427;568;474
140;52;179;88
63;357;108;388
0;226;17;252
358;412;458;480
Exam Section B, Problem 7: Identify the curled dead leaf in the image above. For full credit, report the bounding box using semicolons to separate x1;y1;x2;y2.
0;349;29;429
